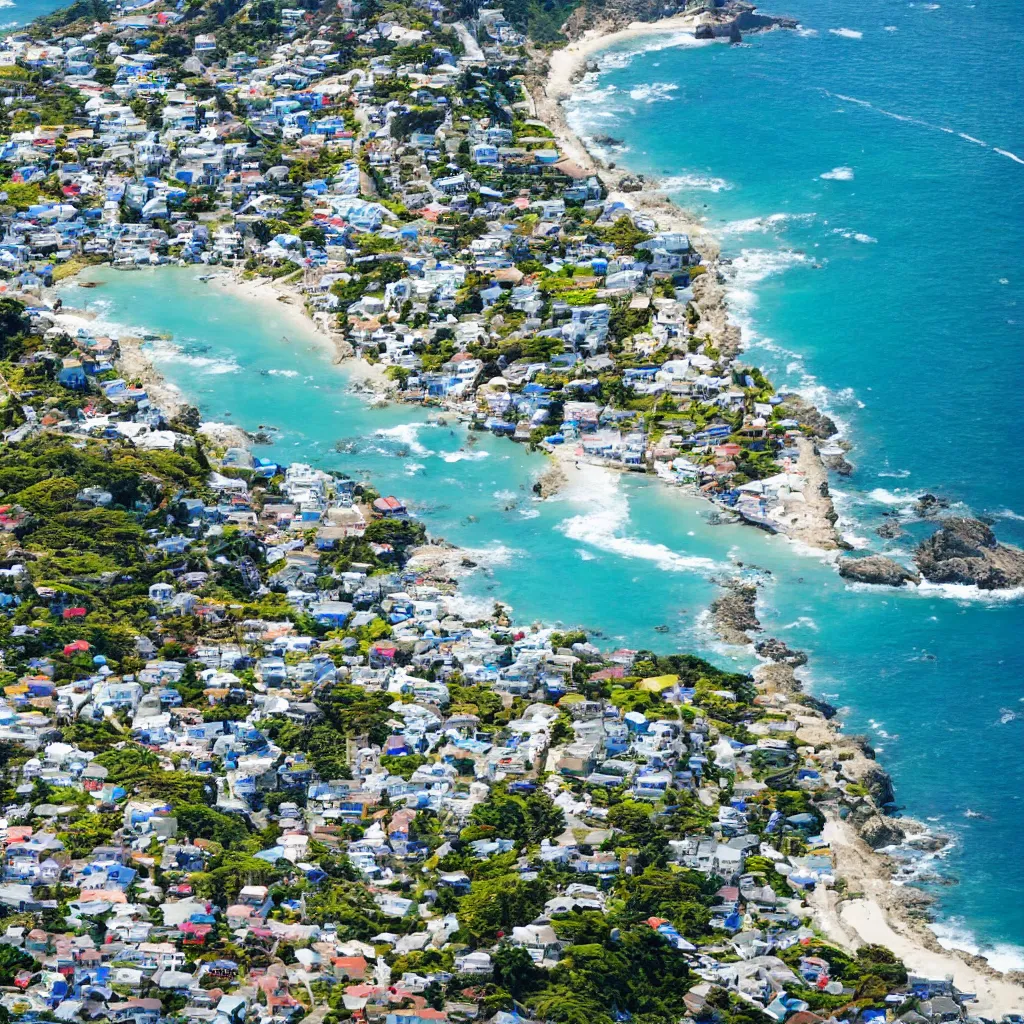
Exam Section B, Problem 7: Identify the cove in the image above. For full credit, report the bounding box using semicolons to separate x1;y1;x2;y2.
59;266;1024;963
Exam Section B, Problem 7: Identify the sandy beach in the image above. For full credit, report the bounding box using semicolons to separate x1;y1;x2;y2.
207;271;354;361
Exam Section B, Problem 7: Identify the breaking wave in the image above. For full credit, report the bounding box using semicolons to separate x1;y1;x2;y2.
930;919;1024;973
828;27;863;39
558;476;725;574
656;173;732;193
146;339;240;376
820;165;854;180
374;423;434;457
628;82;678;103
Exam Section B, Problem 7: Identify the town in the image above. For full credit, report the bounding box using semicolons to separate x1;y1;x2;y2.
0;0;1016;1021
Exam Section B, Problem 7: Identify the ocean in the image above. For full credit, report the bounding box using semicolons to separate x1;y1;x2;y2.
1;0;66;30
55;0;1024;965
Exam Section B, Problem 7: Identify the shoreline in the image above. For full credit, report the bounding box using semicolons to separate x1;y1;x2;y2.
526;17;844;553
531;14;1023;1005
48;261;1023;1006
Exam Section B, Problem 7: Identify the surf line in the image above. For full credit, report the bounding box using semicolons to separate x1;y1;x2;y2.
819;88;1024;167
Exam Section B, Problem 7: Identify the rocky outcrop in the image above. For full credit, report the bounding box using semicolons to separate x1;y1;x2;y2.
753;661;800;694
876;519;903;540
534;459;567;498
838;554;920;587
859;813;906;850
820;449;854;475
754;637;808;667
776;393;837;439
709;580;759;645
861;764;897;806
915;493;950;518
915;517;1024;589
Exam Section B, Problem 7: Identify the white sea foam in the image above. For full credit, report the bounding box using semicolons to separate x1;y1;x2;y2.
884;24;898;31
723;249;810;317
444;591;503;621
795;25;818;37
267;368;299;377
994;147;1024;166
518;508;540;519
558;475;725;574
877;468;911;478
628;82;678;103
996;508;1024;522
779;616;820;632
443;450;489;463
820;165;855;180
374;423;434;457
719;212;815;235
0;1;16;8
656;173;732;193
959;132;987;146
460;542;522;568
930;919;1024;973
577;549;597;561
831;227;878;243
146;339;240;375
404;462;425;475
828;27;863;39
915;580;1024;603
869;487;920;506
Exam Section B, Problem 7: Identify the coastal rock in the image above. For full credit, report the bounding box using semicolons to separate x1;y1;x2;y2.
776;394;838;439
728;22;742;42
876;519;904;540
915;492;950;518
862;764;897;806
838;554;920;587
694;23;715;39
534;458;567;498
754;637;808;667
914;517;1024;589
753;661;800;695
819;449;854;475
796;692;837;719
859;813;906;849
709;580;760;645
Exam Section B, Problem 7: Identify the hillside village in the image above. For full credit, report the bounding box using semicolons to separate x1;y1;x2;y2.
0;0;1015;1022
0;0;846;541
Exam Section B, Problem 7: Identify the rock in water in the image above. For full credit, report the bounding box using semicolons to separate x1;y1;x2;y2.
838;554;920;587
875;519;903;539
754;637;808;667
915;492;950;517
694;23;715;39
728;21;742;42
915;517;1024;589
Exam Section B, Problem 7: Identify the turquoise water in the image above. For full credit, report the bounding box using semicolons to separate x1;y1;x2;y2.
560;0;1024;962
61;264;1024;965
2;0;66;29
